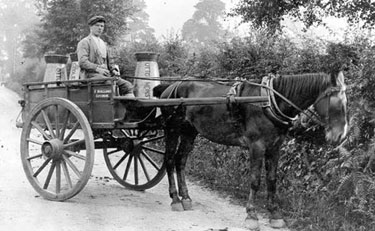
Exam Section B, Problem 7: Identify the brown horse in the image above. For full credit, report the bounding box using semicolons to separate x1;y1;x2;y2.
153;71;348;229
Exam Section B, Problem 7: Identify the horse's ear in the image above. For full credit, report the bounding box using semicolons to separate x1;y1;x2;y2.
335;71;346;90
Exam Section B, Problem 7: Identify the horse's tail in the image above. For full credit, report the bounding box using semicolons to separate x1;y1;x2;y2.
153;83;171;98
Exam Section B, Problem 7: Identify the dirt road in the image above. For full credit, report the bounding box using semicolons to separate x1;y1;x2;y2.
0;86;288;231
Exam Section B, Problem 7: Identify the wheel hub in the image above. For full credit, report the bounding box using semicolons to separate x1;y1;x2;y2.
120;137;134;153
42;139;64;160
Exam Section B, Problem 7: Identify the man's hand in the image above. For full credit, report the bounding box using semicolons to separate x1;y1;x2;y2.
111;64;120;76
96;66;110;76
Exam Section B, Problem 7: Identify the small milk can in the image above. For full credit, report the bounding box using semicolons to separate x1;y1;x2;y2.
69;53;80;80
133;52;160;98
43;54;68;83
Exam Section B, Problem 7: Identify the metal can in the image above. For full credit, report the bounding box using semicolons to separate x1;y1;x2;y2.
134;52;160;98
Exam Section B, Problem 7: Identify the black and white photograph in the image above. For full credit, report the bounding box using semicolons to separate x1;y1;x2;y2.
0;0;374;230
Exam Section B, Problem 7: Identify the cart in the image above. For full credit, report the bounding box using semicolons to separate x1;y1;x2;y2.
17;78;268;201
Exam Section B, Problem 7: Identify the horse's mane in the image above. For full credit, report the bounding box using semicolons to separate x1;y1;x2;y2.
274;73;331;99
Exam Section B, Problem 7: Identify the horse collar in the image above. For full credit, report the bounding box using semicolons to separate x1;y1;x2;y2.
261;75;297;126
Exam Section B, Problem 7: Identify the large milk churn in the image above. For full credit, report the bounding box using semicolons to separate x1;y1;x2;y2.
69;53;80;80
43;54;68;83
134;52;160;98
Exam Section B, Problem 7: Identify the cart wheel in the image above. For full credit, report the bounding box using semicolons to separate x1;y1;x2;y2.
103;129;166;191
20;97;95;201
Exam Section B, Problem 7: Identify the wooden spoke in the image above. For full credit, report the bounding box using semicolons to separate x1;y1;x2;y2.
31;121;51;140
64;139;85;149
107;148;121;155
134;155;139;185
43;161;56;189
138;156;150;182
56;161;61;193
59;110;70;140
55;105;60;138
63;121;80;144
33;157;52;177
138;129;150;138
61;160;72;189
123;155;133;181
41;109;56;138
27;138;44;146
141;135;165;144
113;152;130;170
63;150;86;161
142;145;165;155
141;151;161;171
27;153;43;161
63;155;81;178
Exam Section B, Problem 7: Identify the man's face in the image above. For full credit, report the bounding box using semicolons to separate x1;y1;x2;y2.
90;22;105;37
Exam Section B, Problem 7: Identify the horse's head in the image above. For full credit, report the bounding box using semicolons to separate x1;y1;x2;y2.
313;71;348;144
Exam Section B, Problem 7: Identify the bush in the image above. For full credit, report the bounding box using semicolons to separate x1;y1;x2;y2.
184;31;375;231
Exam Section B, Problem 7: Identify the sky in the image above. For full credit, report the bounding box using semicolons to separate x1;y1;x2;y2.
144;0;241;38
143;0;348;42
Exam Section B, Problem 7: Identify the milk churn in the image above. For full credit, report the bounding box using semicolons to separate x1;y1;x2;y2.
133;52;160;98
43;54;68;83
69;53;80;80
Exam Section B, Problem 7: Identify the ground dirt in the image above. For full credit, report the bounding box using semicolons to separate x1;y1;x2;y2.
0;86;289;231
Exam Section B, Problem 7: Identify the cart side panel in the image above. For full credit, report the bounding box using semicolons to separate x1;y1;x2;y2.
67;84;116;129
24;86;67;124
91;85;116;128
67;86;89;125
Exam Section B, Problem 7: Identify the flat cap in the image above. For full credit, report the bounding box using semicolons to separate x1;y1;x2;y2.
88;15;106;26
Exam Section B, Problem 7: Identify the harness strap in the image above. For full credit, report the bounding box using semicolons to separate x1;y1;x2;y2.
256;75;325;126
267;75;298;121
226;81;242;105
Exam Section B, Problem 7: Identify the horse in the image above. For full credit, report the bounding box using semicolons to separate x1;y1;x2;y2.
153;71;348;229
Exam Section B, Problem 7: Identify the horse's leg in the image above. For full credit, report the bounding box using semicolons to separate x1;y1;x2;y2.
175;129;197;210
245;140;265;230
165;128;183;211
265;138;286;228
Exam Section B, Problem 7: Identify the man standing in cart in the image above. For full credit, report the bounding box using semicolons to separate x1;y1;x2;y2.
77;15;134;97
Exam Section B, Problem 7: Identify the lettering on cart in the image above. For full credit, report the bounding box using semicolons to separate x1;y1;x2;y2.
94;89;111;99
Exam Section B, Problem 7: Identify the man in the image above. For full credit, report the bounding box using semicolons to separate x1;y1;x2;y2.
77;15;134;97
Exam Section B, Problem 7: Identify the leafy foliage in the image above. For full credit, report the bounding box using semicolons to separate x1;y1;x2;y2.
182;31;375;230
22;0;134;58
231;0;375;33
126;0;156;43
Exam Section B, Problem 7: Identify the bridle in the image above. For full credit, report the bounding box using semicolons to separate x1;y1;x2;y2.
310;86;346;127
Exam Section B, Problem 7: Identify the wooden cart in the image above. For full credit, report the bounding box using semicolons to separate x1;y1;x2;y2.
18;78;267;201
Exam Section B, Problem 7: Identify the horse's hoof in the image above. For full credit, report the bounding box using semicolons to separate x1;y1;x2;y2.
244;218;259;231
171;202;184;211
181;199;193;210
269;219;286;228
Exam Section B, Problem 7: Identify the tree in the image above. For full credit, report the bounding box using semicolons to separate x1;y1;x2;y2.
22;0;135;58
231;0;375;33
181;0;226;45
126;0;156;43
0;0;39;75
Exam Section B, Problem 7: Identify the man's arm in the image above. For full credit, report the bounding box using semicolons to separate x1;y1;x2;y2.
77;39;97;71
107;47;120;76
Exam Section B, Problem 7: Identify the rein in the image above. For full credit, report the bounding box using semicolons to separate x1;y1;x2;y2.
159;75;343;127
238;76;313;126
